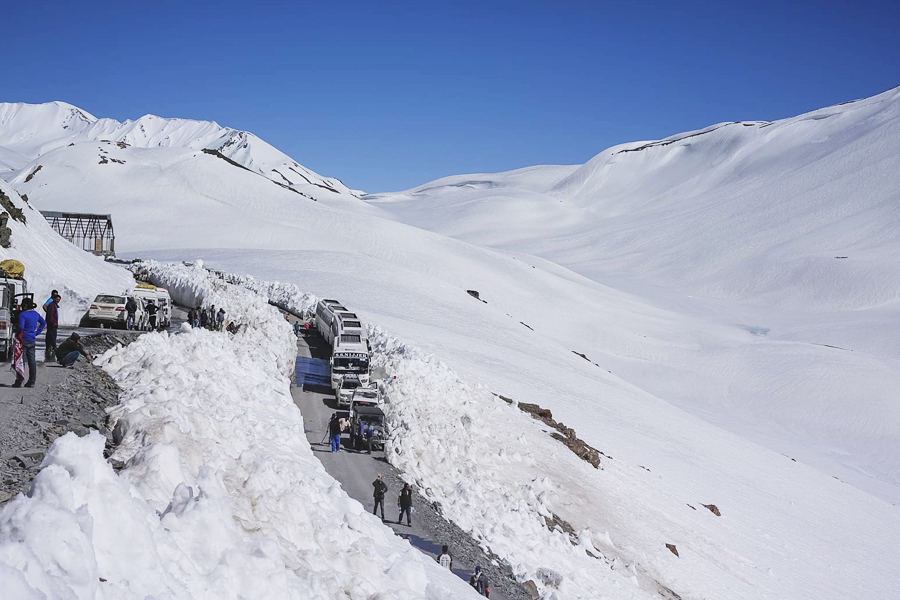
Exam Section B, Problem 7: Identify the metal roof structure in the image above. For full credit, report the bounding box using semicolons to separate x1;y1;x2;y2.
39;211;115;257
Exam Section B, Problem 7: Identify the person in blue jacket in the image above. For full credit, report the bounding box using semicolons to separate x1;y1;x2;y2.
14;299;46;388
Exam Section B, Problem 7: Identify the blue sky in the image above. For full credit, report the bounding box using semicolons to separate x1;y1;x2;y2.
5;0;899;191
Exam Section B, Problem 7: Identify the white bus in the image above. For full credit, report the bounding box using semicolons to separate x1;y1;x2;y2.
314;299;345;345
314;298;371;389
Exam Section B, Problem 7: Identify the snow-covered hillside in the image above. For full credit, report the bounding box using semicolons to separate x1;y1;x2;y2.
3;90;900;600
0;177;132;323
0;101;356;201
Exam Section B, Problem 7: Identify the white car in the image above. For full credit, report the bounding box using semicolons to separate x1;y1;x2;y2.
336;375;362;408
88;294;146;329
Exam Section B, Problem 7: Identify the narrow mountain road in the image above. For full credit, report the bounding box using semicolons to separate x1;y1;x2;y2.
290;325;531;600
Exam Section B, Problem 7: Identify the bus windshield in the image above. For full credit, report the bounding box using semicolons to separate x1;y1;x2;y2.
333;355;369;372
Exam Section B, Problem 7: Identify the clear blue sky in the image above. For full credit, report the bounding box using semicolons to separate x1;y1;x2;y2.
5;0;899;192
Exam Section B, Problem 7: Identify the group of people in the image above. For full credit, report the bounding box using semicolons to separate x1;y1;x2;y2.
372;475;490;597
371;474;413;526
10;290;92;388
189;305;226;331
124;297;161;330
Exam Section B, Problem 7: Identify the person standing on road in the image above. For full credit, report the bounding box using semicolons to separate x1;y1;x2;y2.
44;293;60;361
216;307;225;331
469;566;490;597
437;545;453;571
146;300;159;330
56;332;93;368
125;296;138;330
372;474;388;520
329;413;342;452
42;289;58;312
398;482;413;526
14;300;45;388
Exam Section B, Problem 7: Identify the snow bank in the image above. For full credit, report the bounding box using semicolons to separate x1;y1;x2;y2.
212;268;659;600
0;177;132;324
0;260;474;600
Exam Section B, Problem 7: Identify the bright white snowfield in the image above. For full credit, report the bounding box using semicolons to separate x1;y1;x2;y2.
0;86;898;600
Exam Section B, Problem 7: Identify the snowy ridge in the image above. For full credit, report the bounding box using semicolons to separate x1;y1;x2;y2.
0;260;475;599
0;177;132;324
0;101;354;198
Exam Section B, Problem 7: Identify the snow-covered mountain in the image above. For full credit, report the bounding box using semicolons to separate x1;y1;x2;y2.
0;101;357;200
3;91;900;600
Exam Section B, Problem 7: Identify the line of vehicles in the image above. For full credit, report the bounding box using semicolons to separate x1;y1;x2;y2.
312;298;385;451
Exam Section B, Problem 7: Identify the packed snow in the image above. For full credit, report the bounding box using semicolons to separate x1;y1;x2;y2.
0;261;476;600
2;87;900;600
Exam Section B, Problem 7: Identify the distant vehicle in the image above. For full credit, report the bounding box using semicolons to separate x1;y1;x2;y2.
88;294;146;329
0;273;28;361
336;374;362;408
350;404;386;452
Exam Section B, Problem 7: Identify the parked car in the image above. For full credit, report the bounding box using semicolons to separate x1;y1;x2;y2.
131;283;172;330
88;294;146;329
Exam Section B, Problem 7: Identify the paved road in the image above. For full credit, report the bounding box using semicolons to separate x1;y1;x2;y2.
30;306;190;363
291;325;516;599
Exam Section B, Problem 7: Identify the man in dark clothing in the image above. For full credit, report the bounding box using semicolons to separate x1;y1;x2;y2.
146;300;158;330
14;300;45;388
329;413;342;452
398;482;413;526
42;289;58;312
44;293;60;361
372;474;388;520
469;566;490;597
125;297;138;330
56;333;92;368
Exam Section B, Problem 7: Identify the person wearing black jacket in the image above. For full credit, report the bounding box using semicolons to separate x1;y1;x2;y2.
146;300;159;330
329;413;342;452
469;566;490;597
56;333;92;367
44;293;60;361
125;297;138;330
372;474;388;519
397;482;413;526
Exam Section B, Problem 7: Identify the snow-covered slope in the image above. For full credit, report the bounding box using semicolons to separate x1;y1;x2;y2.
0;101;357;202
368;86;900;312
3;91;900;600
0;177;132;323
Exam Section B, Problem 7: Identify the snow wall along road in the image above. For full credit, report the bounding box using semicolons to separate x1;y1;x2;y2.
0;260;476;600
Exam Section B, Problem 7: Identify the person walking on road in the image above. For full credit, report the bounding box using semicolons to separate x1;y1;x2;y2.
44;293;60;361
329;413;342;452
125;296;138;330
469;566;490;597
14;300;45;388
372;474;388;520
398;482;413;526
56;332;93;367
437;545;453;571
